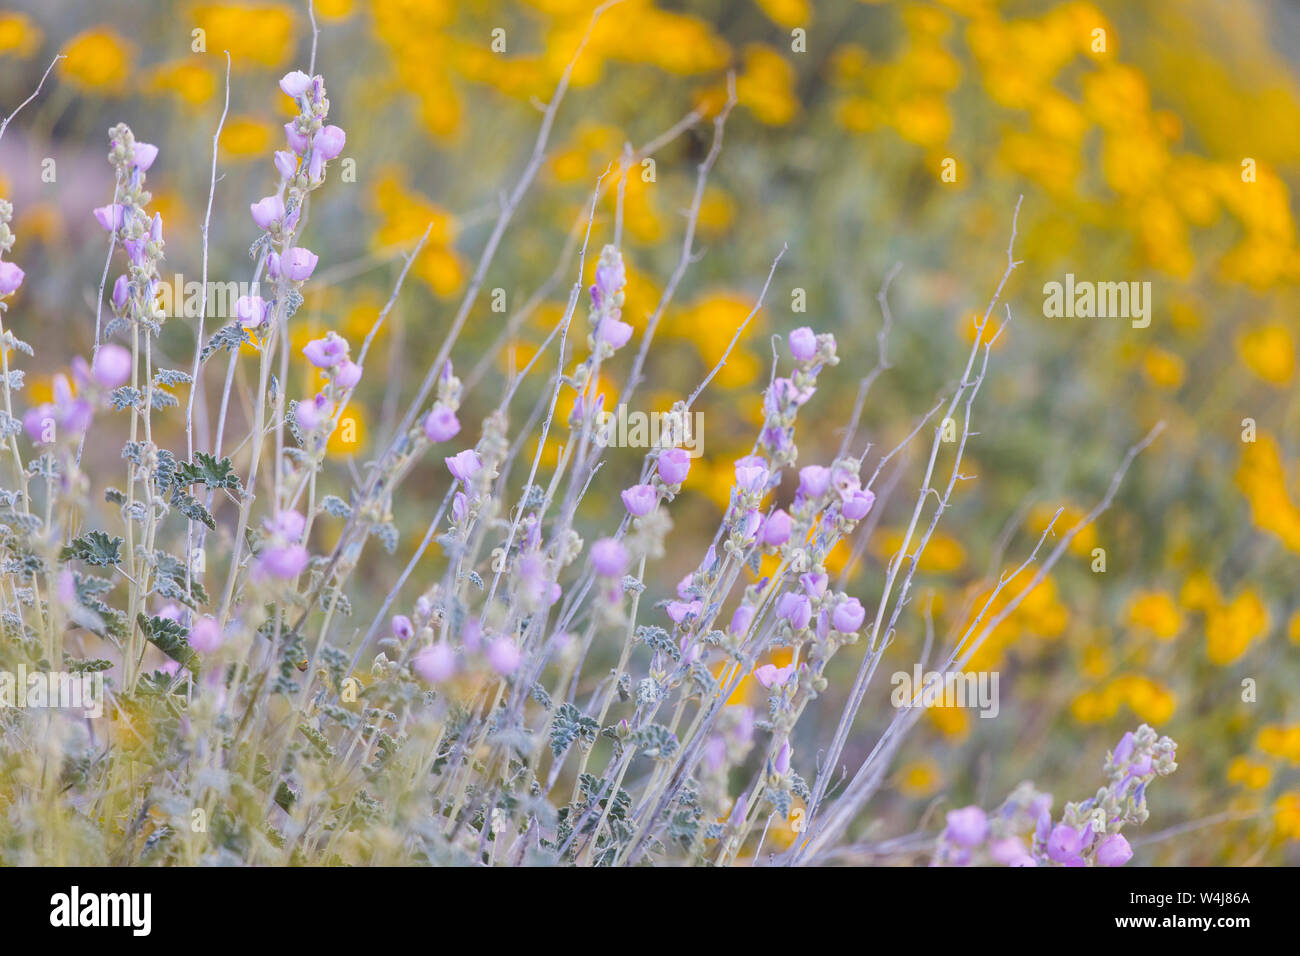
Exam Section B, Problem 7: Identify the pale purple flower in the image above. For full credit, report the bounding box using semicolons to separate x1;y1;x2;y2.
132;142;159;172
776;592;812;630
423;405;460;443
832;597;866;633
591;538;628;578
989;837;1027;865
789;326;817;361
391;615;414;641
267;510;306;541
597;317;633;350
944;806;988;847
658;447;691;485
413;643;456;683
1095;833;1133;867
621;483;656;517
445;449;482;483
234;295;268;328
842;489;876;520
754;662;795;689
798;465;831;499
302;331;349;368
275;150;298;181
280;246;318;281
279;70;315;98
284;121;311;154
666;599;702;624
250;195;285;231
762;509;793;546
734;460;769;494
294;395;327;432
1046;823;1086;864
188;616;223;654
486;636;521;676
334;360;363;390
260;543;310;579
93;203;127;231
313;125;346;160
730;603;755;635
92;345;132;389
0;261;24;295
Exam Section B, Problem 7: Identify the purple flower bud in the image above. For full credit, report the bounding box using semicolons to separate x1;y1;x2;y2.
728;792;749;827
800;572;827;599
92;344;132;389
944;806;989;847
1095;833;1133;867
279;70;315;98
234;295;268;328
774;741;791;776
150;212;163;242
284;121;311;154
413;643;456;683
93;204;127;231
445;449;482;483
832;597;866;633
391;615;414;641
302;331;349;368
591;537;628;578
423;405;461;443
621;483;657;517
730;603;755;635
313;125;346;161
334;359;363;390
250;195;285;231
762;509;793;546
274;149;298;181
842;488;876;520
754;662;795;689
1046;823;1086;863
789;326;817;361
658;447;691;485
133;142;159;171
111;274;130;310
798;465;831;499
776;592;812;630
188;616;223;654
452;491;469;524
280;247;318;281
486;636;521;676
0;261;25;295
1113;731;1136;764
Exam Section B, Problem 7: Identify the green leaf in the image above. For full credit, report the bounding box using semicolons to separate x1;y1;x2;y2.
178;452;241;492
60;531;124;567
